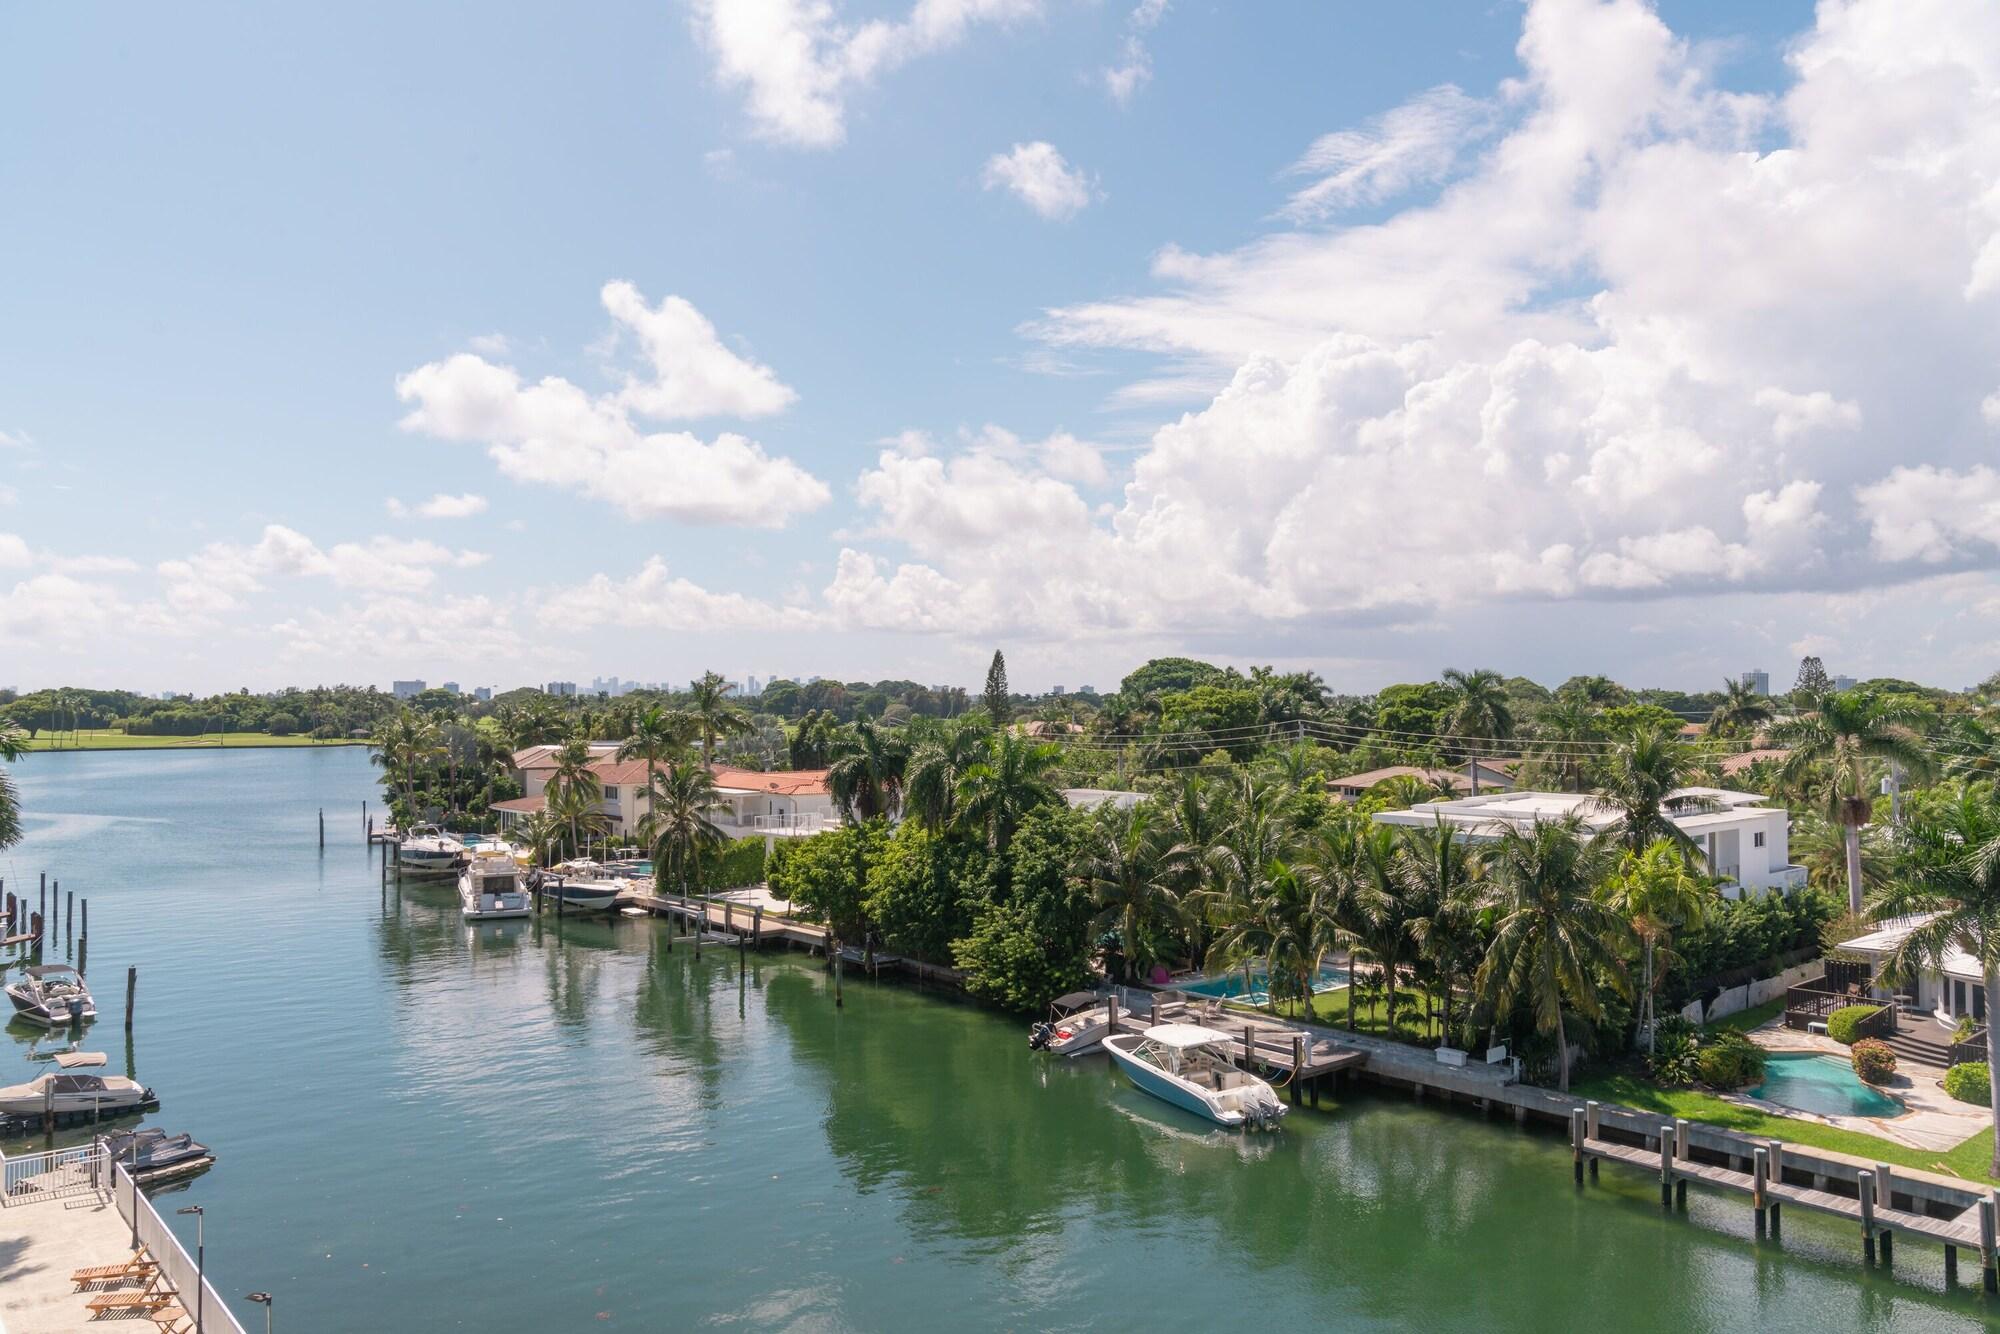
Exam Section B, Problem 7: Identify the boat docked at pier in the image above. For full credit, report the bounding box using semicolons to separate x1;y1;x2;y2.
530;864;624;913
5;963;96;1028
104;1127;215;1182
0;1052;151;1117
459;849;531;920
398;824;468;875
1104;1025;1287;1129
1028;991;1117;1057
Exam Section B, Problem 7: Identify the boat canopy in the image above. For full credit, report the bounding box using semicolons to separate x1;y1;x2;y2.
54;1051;107;1069
1143;1024;1235;1049
25;964;81;980
1049;991;1100;1012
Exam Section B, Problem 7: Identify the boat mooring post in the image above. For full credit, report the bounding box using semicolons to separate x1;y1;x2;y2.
834;947;844;1008
76;933;87;979
66;890;74;952
319;808;325;850
1858;1170;1878;1265
753;905;763;950
125;966;137;1033
739;920;747;982
1658;1124;1674;1208
1291;1034;1305;1105
1753;1147;1769;1234
81;898;87;939
1242;1025;1255;1070
1570;1108;1586;1184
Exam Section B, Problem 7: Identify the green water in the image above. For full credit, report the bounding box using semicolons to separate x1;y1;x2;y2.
2;748;1989;1331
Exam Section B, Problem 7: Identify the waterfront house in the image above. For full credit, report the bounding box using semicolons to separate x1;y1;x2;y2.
498;747;837;847
1370;787;1808;897
1828;914;1987;1032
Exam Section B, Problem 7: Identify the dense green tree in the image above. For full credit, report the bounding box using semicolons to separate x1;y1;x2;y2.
904;718;990;833
1118;657;1225;699
1604;841;1710;1053
1708;677;1774;738
643;763;728;899
956;731;1062;858
0;724;23;850
1078;803;1180;980
1443;667;1514;791
1595;724;1705;855
983;651;1012;725
828;719;910;822
688;671;751;765
953;805;1094;1011
1372;682;1458;741
1772;689;1933;913
768;820;890;945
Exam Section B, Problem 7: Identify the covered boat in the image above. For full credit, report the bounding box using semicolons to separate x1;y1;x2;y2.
0;1053;150;1116
5;963;97;1028
1028;991;1117;1057
1103;1025;1287;1129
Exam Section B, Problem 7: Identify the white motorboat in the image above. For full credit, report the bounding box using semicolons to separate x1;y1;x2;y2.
459;850;532;920
0;1052;151;1116
398;824;468;875
5;963;97;1028
1028;991;1117;1057
1103;1025;1287;1129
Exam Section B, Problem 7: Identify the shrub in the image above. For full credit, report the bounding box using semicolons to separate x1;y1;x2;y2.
1945;1062;1992;1107
1851;1038;1897;1085
1953;1014;1978;1045
1646;1019;1702;1087
1826;1004;1883;1045
1696;1030;1767;1090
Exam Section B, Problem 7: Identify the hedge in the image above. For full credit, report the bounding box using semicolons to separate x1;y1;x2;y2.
699;838;767;891
1696;1030;1766;1090
1826;1005;1883;1045
1945;1062;1992;1107
1851;1038;1896;1085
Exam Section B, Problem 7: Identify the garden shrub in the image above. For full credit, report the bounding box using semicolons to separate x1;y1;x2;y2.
1945;1062;1992;1107
1826;1004;1883;1045
1954;1014;1978;1044
1646;1018;1702;1087
1696;1030;1767;1090
1850;1038;1897;1085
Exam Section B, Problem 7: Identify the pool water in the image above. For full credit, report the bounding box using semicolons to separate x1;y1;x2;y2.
1181;962;1349;1005
1749;1052;1904;1118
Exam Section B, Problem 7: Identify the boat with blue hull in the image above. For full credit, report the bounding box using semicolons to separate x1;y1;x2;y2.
1104;1025;1286;1129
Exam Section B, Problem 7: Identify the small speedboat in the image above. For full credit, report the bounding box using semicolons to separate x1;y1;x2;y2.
0;1052;150;1116
104;1128;215;1181
398;824;468;875
6;963;97;1028
459;851;532;920
1029;991;1117;1057
1104;1025;1287;1129
532;870;622;913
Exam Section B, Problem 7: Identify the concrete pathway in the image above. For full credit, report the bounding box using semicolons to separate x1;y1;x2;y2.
0;1188;144;1334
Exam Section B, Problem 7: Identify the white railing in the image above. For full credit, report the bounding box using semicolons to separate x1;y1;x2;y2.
111;1158;251;1334
1;1140;105;1204
750;813;828;833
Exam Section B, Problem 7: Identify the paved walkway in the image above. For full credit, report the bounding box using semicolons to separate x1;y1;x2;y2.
1748;1021;1986;1152
0;1187;141;1334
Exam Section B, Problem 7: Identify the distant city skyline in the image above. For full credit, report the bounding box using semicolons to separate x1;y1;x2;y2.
5;1;1997;694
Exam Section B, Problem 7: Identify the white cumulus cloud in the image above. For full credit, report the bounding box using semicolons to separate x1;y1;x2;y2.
387;492;489;520
982;142;1095;220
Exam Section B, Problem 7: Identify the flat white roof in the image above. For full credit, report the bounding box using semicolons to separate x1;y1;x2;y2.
1374;787;1783;836
1839;914;1985;981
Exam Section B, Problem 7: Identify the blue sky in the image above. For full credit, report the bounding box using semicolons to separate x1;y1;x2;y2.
4;0;1997;696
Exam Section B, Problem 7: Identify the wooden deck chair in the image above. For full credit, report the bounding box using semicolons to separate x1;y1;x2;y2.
70;1249;157;1289
84;1271;177;1316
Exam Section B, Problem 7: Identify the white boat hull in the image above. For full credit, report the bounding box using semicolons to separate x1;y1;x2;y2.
1104;1033;1286;1129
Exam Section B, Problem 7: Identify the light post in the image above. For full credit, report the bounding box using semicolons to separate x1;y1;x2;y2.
246;1291;273;1333
175;1205;204;1332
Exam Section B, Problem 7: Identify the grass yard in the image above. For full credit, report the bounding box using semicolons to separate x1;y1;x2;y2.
1246;983;1451;1044
1703;997;1785;1035
20;730;366;751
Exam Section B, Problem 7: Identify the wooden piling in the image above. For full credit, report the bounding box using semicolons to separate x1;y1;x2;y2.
1291;1035;1305;1105
76;934;87;978
1585;1099;1600;1141
80;898;87;939
1982;1196;1998;1293
1571;1108;1586;1184
1658;1125;1674;1208
738;919;746;982
1106;994;1119;1036
1752;1147;1768;1234
125;965;137;1031
1242;1025;1255;1069
833;948;843;1007
753;905;763;950
319;808;325;849
65;890;73;950
1859;1170;1877;1265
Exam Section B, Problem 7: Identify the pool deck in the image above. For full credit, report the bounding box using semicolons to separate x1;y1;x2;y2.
1748;1023;1985;1152
0;1186;146;1334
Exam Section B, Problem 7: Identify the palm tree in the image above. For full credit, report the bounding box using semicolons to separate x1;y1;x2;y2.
1473;815;1631;1092
1771;690;1933;914
1789;812;1888;902
643;764;729;899
688;671;751;765
904;719;990;833
545;735;603;856
1443;667;1514;793
1532;695;1599;791
1342;823;1421;1037
1079;804;1180;982
954;732;1061;857
1708;677;1773;739
516;809;566;867
0;723;24;851
617;705;699;825
1875;785;2000;1172
1595;724;1704;855
543;781;608;858
1604;840;1710;1053
827;720;910;823
371;711;438;819
1396;821;1485;1044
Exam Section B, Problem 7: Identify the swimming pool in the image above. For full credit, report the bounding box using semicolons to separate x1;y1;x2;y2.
1748;1052;1903;1119
1179;963;1350;1006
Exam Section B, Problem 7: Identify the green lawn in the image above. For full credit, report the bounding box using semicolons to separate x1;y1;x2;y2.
1248;983;1450;1043
20;730;366;751
1704;997;1785;1035
1569;1071;2000;1183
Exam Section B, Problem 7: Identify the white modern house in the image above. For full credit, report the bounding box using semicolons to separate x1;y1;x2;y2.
1830;915;1988;1031
496;746;838;849
1371;787;1808;898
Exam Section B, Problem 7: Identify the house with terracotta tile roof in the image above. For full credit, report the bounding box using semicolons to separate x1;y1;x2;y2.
501;746;837;843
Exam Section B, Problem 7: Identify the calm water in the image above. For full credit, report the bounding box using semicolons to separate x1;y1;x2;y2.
2;748;1990;1331
1752;1053;1906;1120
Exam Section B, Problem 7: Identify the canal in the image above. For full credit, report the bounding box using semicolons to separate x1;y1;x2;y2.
1;747;1988;1330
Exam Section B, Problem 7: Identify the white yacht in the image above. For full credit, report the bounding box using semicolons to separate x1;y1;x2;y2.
5;963;96;1028
1104;1025;1287;1129
398;824;467;876
459;849;532;920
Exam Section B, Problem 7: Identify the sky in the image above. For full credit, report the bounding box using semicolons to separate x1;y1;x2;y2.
3;0;1998;697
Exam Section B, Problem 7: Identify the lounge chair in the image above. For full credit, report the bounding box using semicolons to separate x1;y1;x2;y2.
70;1250;156;1289
83;1272;177;1317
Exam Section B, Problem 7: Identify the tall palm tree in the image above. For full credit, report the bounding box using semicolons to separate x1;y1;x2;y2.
827;719;911;823
1595;724;1704;855
0;723;24;851
542;781;608;859
545;735;603;856
688;671;751;765
904;719;990;833
1342;823;1420;1037
1708;677;1774;739
643;763;729;899
1474;815;1631;1091
1604;840;1710;1053
954;732;1061;857
1079;804;1180;981
1771;690;1933;914
1875;785;2000;1172
371;711;439;819
1396;821;1484;1044
617;705;699;825
516;809;566;867
1443;667;1514;794
1532;695;1599;791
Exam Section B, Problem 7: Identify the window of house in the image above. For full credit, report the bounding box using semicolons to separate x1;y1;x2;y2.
602;786;620;800
1753;831;1765;848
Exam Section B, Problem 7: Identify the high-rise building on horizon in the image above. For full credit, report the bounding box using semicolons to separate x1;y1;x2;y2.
392;679;425;699
1742;669;1769;696
545;681;577;698
441;681;461;695
473;686;493;703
